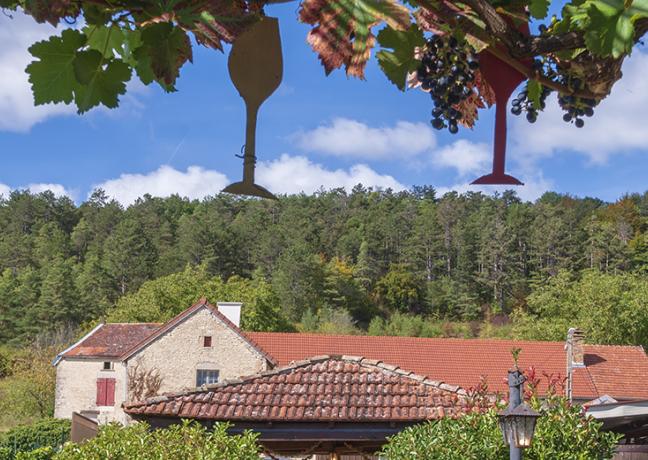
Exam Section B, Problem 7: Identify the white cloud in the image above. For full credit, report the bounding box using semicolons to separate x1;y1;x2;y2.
293;118;436;159
431;140;491;177
511;49;648;164
92;165;230;206
27;183;78;200
0;12;75;132
257;154;406;194
0;184;11;198
0;182;76;199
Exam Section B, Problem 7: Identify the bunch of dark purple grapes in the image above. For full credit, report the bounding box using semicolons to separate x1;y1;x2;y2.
416;35;479;134
558;76;597;128
511;84;552;123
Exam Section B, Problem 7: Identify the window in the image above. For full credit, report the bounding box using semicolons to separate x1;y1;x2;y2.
96;378;116;406
203;336;212;347
196;369;219;386
103;361;113;370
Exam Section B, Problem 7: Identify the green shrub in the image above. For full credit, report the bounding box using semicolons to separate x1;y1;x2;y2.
15;447;54;460
55;420;260;460
0;419;69;457
381;398;621;459
0;447;12;460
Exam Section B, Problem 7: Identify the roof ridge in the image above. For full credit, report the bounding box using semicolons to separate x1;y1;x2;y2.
123;355;468;409
246;331;571;346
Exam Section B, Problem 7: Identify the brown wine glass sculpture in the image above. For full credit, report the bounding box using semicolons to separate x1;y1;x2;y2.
223;17;283;199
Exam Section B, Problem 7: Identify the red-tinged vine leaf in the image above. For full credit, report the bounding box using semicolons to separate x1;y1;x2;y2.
26;29;86;106
192;0;256;50
72;50;132;113
474;69;495;106
376;24;425;90
134;22;192;91
453;71;494;128
414;7;451;35
299;0;411;78
23;0;79;26
453;84;484;128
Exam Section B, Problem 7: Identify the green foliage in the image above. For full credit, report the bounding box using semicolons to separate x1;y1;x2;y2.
382;399;620;459
374;264;423;313
26;30;87;106
0;188;646;348
107;266;293;332
0;348;58;430
54;421;260;460
513;270;648;345
0;419;69;457
376;25;426;90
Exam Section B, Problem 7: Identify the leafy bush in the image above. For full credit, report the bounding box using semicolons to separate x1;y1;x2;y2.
0;447;12;460
0;419;69;458
513;270;648;345
55;421;260;460
0;349;58;430
15;447;54;460
381;397;621;459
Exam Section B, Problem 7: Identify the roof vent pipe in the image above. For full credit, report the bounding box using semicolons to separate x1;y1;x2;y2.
217;302;242;328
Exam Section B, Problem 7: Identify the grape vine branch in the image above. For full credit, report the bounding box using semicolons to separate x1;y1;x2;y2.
2;0;647;130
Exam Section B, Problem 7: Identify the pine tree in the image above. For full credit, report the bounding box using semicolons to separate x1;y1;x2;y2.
103;218;157;295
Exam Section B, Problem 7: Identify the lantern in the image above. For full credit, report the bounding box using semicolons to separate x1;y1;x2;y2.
498;402;541;448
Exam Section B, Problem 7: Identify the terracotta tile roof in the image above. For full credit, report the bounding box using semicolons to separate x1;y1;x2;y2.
118;299;277;365
585;345;648;400
247;333;648;401
63;323;161;358
124;356;475;422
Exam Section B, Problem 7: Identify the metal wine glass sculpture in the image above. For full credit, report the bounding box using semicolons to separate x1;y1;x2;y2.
223;17;283;199
471;28;531;186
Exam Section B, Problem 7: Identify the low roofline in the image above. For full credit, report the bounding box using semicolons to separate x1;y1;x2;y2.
53;323;105;366
124;354;471;411
119;298;277;366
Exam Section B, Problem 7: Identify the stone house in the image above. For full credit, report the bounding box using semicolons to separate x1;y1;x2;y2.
53;300;274;424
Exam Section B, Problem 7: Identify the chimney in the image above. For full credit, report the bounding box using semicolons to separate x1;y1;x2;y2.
566;328;585;402
217;302;242;328
567;328;585;367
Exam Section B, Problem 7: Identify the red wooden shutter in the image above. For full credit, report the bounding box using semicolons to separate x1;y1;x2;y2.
96;379;106;406
106;378;116;406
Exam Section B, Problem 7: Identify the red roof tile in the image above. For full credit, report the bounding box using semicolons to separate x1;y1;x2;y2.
247;333;648;401
63;323;161;358
124;356;475;422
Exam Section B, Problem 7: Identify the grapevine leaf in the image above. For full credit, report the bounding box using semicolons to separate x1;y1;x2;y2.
299;0;411;78
376;24;425;90
527;79;542;110
73;50;131;113
134;22;192;91
584;0;635;57
26;29;86;105
529;0;550;19
83;4;111;25
85;25;125;59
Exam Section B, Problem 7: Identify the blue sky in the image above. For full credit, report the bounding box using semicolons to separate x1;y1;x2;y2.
1;6;647;205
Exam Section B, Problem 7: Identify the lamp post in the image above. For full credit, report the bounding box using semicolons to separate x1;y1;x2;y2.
498;369;541;460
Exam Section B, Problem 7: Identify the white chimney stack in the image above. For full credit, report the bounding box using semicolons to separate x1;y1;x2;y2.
217;302;242;328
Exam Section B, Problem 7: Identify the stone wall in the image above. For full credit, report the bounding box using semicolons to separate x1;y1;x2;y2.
54;359;129;424
127;306;269;394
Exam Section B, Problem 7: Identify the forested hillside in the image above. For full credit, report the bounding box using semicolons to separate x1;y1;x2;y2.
1;187;647;348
